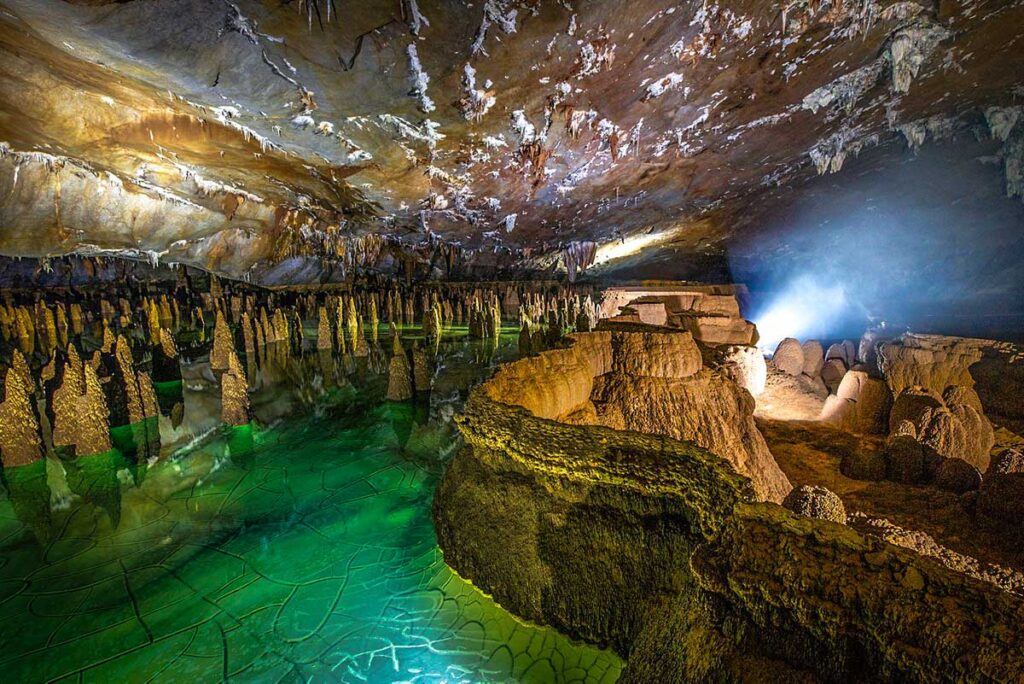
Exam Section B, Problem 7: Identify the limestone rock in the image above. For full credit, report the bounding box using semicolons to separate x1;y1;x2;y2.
915;399;995;472
890;386;944;427
933;457;982;494
220;350;250;426
152;328;181;382
772;338;804;376
387;330;413;402
611;331;702;379
317;306;333;351
51;345;112;457
782;485;847;524
0;352;43;467
801;340;825;377
877;333;981;396
210;310;233;371
592;369;791;503
706;344;766;397
674;313;757;346
820;358;847;394
978;448;1024;525
821;370;892;434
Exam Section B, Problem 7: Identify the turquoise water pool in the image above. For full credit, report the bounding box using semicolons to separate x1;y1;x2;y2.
0;328;622;683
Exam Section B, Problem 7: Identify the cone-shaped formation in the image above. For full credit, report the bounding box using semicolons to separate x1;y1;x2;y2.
0;351;43;467
210;310;233;371
317;306;333;351
221;350;250;427
386;324;413;402
152;328;181;383
51;345;112;457
412;345;432;393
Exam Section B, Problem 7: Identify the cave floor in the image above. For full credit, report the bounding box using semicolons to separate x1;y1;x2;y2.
761;418;1024;575
0;328;621;683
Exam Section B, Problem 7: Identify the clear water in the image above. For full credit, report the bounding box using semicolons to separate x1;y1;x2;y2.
0;327;622;683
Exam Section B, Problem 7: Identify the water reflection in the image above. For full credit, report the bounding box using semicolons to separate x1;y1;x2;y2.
0;326;621;683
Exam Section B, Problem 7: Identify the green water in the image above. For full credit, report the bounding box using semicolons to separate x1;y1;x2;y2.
0;328;622;683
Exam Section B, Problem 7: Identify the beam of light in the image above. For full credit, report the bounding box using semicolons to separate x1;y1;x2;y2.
751;274;860;352
592;230;673;266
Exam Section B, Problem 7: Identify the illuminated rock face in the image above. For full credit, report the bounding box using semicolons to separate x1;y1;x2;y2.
484;330;790;502
483;331;786;501
0;2;1018;284
220;350;250;427
50;346;112;457
435;334;1024;681
0;351;43;467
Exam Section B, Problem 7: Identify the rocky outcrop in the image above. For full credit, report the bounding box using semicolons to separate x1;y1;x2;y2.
978;447;1024;528
820;369;892;434
0;351;43;467
890;384;995;472
878;334;1024;430
485;330;790;502
801;340;825;377
690;505;1024;682
437;395;751;655
701;344;767;398
782;485;846;524
436;332;1024;682
771;337;804;376
599;286;757;346
592;370;788;503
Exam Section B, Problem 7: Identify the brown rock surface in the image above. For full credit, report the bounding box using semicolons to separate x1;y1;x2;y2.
772;338;804;376
592;369;790;503
782;485;846;524
978;447;1024;527
703;344;766;398
820;369;892;434
486;330;790;502
220;349;249;427
800;340;825;377
0;351;43;467
51;345;112;456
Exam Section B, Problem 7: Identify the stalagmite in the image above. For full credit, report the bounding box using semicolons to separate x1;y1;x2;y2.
221;349;250;426
317;306;333;351
210;310;233;370
386;324;413;401
346;296;359;343
0;351;43;467
50;345;112;457
241;310;256;353
153;328;181;382
412;344;432;392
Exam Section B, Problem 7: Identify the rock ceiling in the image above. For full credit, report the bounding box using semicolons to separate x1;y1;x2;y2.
0;0;1021;283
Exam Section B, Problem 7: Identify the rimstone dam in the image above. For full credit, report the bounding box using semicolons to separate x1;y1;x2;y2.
0;1;1023;682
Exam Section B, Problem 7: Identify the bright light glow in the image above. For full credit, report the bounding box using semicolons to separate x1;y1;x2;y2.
753;274;858;352
593;230;673;266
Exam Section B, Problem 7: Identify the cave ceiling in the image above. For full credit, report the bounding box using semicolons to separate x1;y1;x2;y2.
0;0;1021;283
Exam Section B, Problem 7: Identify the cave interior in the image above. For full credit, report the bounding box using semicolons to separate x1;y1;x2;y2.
1;1;1023;682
